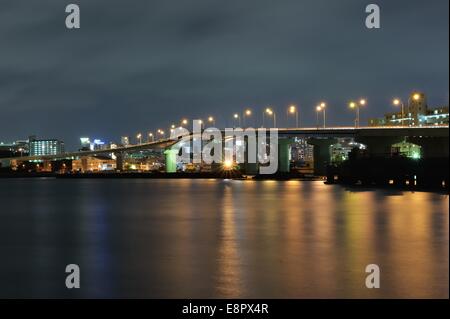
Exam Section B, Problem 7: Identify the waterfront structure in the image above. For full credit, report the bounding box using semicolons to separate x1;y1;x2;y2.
72;155;116;172
29;136;64;156
369;92;449;127
391;141;422;159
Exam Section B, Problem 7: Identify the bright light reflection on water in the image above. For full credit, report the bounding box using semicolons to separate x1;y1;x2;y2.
0;179;447;298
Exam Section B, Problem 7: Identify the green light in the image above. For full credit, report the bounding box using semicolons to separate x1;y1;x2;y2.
411;152;421;160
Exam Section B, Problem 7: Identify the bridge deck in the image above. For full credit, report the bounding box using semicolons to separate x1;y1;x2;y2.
1;126;448;162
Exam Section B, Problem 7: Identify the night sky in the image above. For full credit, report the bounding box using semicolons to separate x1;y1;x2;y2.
0;0;448;150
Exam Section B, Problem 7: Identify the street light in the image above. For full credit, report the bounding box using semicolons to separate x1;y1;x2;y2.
318;102;326;128
181;119;188;127
136;133;142;144
349;101;359;128
148;132;154;142
208;116;215;126
243;109;252;126
348;99;366;128
287;105;299;127
413;93;421;101
265;107;276;127
316;105;322;129
393;98;405;127
233;113;241;127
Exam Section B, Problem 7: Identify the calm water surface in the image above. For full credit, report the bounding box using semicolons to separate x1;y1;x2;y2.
0;179;448;298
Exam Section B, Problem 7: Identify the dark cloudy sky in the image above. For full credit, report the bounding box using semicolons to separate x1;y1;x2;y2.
0;0;448;149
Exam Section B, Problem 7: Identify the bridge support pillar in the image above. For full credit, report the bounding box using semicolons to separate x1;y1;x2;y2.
114;152;124;171
241;137;258;175
308;138;337;176
278;138;293;173
164;149;178;173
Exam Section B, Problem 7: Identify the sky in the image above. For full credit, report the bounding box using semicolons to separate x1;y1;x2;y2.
0;0;448;150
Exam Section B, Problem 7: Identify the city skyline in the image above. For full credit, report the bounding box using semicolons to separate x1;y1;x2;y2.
0;0;449;149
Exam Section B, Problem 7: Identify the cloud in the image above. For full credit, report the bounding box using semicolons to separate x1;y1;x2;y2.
0;0;448;148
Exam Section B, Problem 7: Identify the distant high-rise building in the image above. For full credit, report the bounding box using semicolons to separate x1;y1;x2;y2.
408;92;428;126
121;136;130;146
29;137;64;156
292;137;314;162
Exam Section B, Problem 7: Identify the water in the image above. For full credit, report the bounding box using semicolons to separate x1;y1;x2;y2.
0;178;448;298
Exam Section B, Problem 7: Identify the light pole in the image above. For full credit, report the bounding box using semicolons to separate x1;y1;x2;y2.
316;105;322;129
243;109;252;127
316;102;326;128
148;132;154;142
409;93;422;126
265;108;276;127
358;99;366;127
287;105;299;127
349;101;360;128
136;133;142;144
181;119;188;127
393;98;405;127
208;116;215;127
233;113;241;127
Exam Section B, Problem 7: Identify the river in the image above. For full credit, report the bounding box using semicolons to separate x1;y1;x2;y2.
0;178;448;298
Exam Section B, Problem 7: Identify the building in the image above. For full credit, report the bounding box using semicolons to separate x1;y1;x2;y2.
29;136;64;156
292;137;314;163
391;141;422;159
369;92;449;127
121;136;130;147
330;138;366;164
0;140;29;157
79;137;112;151
80;137;91;150
72;156;116;172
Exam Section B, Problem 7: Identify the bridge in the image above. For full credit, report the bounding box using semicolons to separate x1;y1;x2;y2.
1;126;448;175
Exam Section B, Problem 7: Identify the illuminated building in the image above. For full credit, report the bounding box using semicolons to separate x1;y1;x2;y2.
80;137;91;150
29;136;64;156
72;156;116;172
369;92;449;127
292;137;314;163
79;137;108;151
0;140;29;157
391;141;422;159
330;138;366;164
121;136;130;146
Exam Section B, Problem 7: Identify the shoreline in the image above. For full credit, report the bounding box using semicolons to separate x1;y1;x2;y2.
0;171;448;193
0;171;320;180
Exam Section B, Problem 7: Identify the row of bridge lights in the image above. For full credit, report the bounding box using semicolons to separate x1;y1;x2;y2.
134;94;422;144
